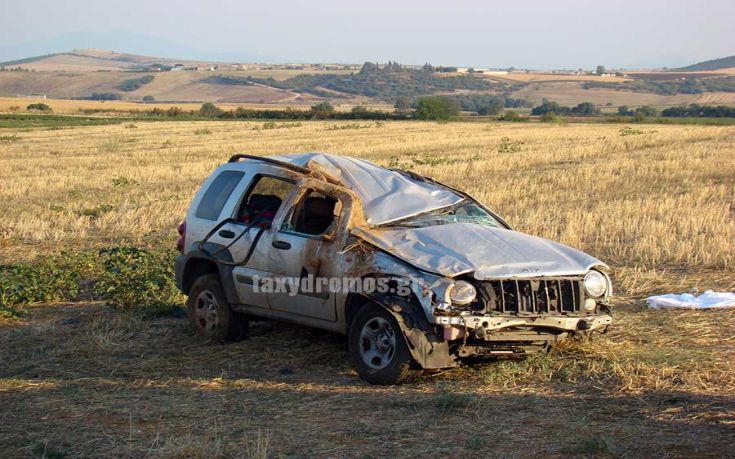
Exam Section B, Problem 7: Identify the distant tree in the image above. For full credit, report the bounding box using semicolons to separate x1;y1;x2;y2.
394;97;412;114
570;102;599;115
310;102;335;118
90;93;122;101
617;105;633;116
359;62;379;74
413;96;460;120
142;95;155;102
26;103;51;112
350;105;370;117
531;100;570;116
634;105;658;117
199;102;223;117
596;65;606;75
476;97;504;115
118;75;155;92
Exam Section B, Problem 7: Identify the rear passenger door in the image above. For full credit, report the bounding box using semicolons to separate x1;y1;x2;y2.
228;173;296;309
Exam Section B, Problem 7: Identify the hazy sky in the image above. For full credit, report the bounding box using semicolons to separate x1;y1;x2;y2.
1;0;733;68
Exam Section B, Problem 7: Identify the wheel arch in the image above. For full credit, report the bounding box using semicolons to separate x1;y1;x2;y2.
346;287;455;370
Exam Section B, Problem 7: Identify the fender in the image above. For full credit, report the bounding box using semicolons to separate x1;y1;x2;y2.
364;292;456;370
181;242;238;305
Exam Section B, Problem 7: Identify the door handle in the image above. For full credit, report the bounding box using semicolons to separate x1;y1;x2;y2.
272;240;291;250
218;229;235;239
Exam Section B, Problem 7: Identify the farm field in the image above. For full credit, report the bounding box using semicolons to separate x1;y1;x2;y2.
0;120;734;457
0;97;394;115
510;81;699;107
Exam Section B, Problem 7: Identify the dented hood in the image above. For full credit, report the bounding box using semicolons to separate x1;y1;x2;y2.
353;223;606;279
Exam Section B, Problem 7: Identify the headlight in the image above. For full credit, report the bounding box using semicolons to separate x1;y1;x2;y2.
448;280;476;305
584;271;608;298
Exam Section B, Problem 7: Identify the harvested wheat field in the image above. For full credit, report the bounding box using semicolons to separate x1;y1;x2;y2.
1;120;734;457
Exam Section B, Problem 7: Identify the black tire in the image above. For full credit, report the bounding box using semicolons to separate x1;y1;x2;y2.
187;274;248;342
348;303;418;385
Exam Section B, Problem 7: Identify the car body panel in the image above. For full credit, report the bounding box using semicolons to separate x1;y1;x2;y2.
352;223;607;279
270;153;464;226
177;153;614;369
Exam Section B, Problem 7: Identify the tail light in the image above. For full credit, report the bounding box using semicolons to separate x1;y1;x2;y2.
176;220;186;253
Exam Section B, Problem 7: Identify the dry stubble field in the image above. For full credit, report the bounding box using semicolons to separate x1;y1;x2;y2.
0;119;734;457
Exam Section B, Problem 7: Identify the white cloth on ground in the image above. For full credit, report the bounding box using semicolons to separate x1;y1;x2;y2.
646;290;735;309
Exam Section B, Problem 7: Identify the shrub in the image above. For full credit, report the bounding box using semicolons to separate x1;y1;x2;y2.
27;103;52;112
142;95;155;102
94;247;182;315
0;256;86;318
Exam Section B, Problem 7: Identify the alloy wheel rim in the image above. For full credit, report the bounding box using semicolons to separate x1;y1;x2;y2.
194;290;219;333
359;316;396;370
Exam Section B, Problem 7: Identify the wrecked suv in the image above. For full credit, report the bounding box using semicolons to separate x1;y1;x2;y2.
175;153;612;385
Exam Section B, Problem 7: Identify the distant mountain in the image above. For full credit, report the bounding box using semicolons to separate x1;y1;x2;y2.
0;30;272;64
674;55;735;71
0;49;197;71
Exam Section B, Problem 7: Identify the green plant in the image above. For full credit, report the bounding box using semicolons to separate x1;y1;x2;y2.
194;128;212;135
112;176;138;188
498;136;523;153
619;126;644;136
79;204;114;219
433;382;474;413
0;256;84;319
94;247;182;315
564;434;613;455
0;134;20;142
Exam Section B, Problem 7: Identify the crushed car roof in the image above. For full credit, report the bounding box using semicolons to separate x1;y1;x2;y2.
268;153;464;226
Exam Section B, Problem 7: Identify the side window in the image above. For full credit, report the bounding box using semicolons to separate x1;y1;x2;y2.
237;175;295;226
284;189;342;236
196;170;245;220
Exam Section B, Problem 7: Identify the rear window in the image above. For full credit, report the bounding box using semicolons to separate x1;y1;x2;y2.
196;170;245;220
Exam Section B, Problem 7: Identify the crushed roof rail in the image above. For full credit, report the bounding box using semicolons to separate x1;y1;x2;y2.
227;154;340;184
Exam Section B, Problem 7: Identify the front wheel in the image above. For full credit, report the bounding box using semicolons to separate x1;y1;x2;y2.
348;303;418;385
187;274;248;342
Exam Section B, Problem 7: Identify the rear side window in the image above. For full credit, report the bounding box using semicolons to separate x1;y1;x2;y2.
196;170;245;220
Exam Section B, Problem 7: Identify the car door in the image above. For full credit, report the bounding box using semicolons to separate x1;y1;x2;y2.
266;181;354;321
186;168;271;308
225;171;297;309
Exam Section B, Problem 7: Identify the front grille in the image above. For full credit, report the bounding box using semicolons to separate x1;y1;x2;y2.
481;278;584;314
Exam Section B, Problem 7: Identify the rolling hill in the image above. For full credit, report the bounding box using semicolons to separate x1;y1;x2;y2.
675;55;735;72
2;49;735;108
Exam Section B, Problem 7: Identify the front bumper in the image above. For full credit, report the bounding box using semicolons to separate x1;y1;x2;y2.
435;313;612;337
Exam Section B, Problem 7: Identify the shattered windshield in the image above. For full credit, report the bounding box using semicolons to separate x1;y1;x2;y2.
383;200;503;228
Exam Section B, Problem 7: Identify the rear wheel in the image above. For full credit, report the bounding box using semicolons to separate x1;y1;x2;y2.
348;303;418;385
187;274;248;342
